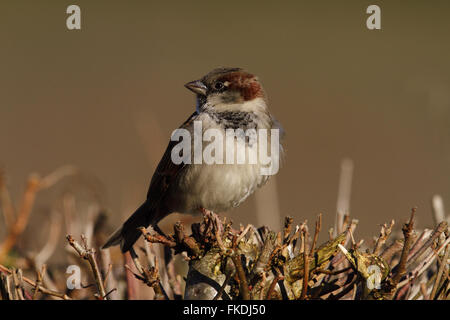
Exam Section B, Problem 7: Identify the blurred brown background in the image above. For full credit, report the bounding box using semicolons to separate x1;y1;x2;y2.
1;0;449;246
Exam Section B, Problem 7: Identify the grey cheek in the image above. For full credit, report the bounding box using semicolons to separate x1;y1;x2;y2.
221;92;240;104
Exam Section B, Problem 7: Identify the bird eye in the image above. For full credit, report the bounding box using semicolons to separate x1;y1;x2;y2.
214;81;224;90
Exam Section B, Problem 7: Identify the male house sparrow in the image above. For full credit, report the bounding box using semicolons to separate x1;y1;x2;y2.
103;67;283;252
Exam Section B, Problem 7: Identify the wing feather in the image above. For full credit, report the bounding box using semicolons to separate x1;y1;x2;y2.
145;112;197;209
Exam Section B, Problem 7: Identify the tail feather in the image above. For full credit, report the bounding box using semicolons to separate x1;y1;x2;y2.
102;202;151;253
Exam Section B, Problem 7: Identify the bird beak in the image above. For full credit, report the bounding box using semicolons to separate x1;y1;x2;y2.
184;80;207;96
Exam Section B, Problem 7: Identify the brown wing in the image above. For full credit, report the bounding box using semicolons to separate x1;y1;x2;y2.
145;111;197;209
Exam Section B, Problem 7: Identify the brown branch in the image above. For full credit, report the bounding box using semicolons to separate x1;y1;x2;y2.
391;208;416;285
100;247;118;300
310;214;322;256
66;235;107;299
38;165;78;189
0;167;77;262
266;273;284;300
397;237;450;290
381;239;404;263
420;282;429;300
286;232;347;282
236;224;252;245
32;264;46;300
139;227;176;247
103;263;112;289
0;170;16;229
251;231;277;281
0;175;40;261
124;252;137;300
299;215;322;300
314;266;351;276
430;244;449;299
300;228;309;300
174;222;202;257
406;221;448;269
373;220;395;255
283;216;294;243
328;276;360;300
0;264;70;300
127;247;166;300
231;253;250;300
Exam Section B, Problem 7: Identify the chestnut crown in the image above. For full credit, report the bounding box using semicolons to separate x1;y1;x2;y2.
185;68;265;104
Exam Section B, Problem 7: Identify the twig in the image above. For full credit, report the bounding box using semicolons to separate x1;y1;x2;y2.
12;268;25;300
310;214;322;256
406;221;447;269
299;215;322;300
407;229;432;261
381;239;404;263
213;270;232;300
124;252;137;300
0;167;77;262
0;175;40;261
420;282;429;300
391;208;416;285
283;217;294;243
397;237;450;289
103;263;112;289
300;228;309;299
314;267;351;275
328;276;359;300
100;248;118;300
236;224;252;245
250;231;277;281
231;253;250;300
212;214;228;253
173;222;202;257
38;165;78;189
140;227;176;247
0;170;15;229
127;247;167;300
373;220;395;255
103;288;117;299
0;264;70;300
266;272;284;300
430;244;449;299
32;264;46;300
66;235;107;299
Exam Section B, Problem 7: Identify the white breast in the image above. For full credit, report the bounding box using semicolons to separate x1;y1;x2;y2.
177;153;269;214
170;105;273;214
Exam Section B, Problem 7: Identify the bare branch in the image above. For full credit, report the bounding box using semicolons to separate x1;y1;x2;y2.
66;235;107;299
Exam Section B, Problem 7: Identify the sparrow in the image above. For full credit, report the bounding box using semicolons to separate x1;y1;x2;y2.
103;67;283;252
